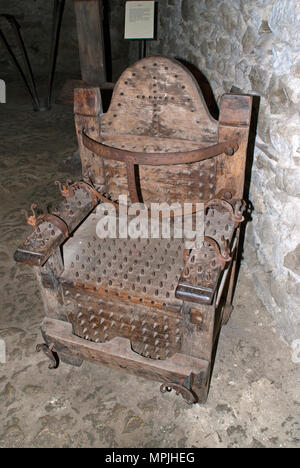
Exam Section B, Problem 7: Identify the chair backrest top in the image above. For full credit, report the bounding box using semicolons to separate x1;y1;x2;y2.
99;56;218;153
75;57;252;205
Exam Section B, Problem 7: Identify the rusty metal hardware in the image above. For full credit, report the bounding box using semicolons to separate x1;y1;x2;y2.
56;179;204;218
55;179;73;197
232;199;246;224
36;343;59;369
82;131;239;166
215;188;235;201
22;204;69;239
13;56;254;405
160;382;197;404
82;132;238;204
205;197;245;227
21;204;38;228
204;236;231;270
55;179;119;210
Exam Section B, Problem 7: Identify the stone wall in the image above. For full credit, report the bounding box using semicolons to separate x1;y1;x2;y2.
130;0;300;343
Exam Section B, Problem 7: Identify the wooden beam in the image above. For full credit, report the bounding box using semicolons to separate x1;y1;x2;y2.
74;0;106;84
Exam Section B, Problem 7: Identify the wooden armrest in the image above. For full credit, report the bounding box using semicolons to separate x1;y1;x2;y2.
14;182;99;267
175;244;224;305
175;201;240;304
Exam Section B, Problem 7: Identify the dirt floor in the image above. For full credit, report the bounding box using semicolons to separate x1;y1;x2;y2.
0;75;299;448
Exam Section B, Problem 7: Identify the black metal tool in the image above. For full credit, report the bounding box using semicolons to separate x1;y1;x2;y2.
0;1;65;111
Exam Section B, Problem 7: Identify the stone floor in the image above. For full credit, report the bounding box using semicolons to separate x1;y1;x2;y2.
0;75;299;448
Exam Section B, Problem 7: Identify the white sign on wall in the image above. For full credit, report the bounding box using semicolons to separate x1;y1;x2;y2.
124;1;155;40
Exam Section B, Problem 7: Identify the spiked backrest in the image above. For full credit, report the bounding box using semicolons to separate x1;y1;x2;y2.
75;57;253;204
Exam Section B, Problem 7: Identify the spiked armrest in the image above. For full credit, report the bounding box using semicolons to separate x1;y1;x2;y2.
14;182;99;267
175;200;241;305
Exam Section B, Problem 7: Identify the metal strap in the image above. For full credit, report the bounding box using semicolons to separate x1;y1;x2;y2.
82;131;238;204
82;131;238;166
37;214;69;239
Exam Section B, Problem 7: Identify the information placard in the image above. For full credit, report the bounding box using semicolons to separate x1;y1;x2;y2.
124;1;155;40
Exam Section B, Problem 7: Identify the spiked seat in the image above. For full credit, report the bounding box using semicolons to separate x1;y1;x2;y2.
14;57;253;404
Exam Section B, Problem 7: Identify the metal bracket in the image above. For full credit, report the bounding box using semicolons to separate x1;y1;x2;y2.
36;342;59;369
205;197;245;227
160;382;197;404
204;236;232;270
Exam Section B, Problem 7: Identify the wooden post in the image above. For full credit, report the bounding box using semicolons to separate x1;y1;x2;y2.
74;87;106;190
217;94;253;199
74;0;106;84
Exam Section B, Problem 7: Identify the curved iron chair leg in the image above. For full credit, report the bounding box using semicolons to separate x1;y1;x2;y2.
160;383;197;404
36;342;59;369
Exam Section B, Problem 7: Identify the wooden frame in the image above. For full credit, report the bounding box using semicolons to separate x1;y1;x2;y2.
15;57;252;404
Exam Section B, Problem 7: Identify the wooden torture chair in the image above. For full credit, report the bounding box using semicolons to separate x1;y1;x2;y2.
14;57;252;404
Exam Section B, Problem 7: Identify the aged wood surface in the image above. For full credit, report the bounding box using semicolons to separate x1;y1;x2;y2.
14;182;97;266
41;317;208;385
15;57;253;404
34;247;65;321
217;94;253;198
98;56;219;204
57;79;114;109
61;212;185;309
74;87;106;190
74;0;106;84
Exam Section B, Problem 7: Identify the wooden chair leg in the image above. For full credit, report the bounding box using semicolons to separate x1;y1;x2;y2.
193;382;209;405
60;352;83;368
191;366;211;405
